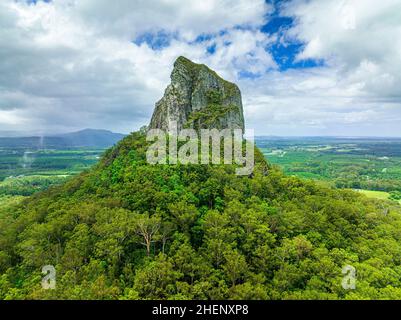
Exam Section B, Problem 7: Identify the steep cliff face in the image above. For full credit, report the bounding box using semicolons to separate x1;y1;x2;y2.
149;56;245;131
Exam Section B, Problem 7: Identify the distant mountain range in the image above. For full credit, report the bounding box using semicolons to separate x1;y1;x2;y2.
0;129;126;149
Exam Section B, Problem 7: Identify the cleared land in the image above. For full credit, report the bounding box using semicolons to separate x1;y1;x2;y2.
256;137;401;204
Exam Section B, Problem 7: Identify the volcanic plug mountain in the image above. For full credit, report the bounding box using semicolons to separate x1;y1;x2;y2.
150;56;245;131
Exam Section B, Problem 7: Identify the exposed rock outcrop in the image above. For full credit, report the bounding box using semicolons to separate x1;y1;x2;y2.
149;56;244;131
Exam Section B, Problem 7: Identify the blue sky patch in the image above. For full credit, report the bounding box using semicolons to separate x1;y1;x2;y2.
25;0;51;4
130;1;324;72
261;1;324;71
206;43;216;55
238;70;263;80
134;31;175;50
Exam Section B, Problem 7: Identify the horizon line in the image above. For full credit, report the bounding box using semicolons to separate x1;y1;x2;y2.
0;128;401;139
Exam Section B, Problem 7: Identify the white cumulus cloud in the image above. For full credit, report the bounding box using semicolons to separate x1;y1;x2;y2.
0;0;400;136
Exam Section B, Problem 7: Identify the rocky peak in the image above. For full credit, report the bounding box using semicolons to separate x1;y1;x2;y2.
149;56;245;131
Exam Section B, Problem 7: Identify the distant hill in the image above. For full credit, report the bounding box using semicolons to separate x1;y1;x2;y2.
0;129;126;149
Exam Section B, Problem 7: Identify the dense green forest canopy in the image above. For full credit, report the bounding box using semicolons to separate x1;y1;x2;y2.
1;131;401;300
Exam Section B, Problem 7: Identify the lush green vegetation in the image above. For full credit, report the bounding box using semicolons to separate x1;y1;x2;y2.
390;191;401;201
0;175;70;197
257;137;401;196
0;195;26;213
0;148;104;182
356;190;391;201
0;147;105;200
1;132;401;300
0;147;105;212
186;89;240;129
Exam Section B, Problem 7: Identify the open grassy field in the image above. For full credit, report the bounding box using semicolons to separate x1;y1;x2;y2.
355;189;391;200
355;189;401;203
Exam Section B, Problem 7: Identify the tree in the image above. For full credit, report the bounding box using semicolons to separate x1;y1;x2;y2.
134;213;161;256
202;210;235;267
222;250;248;286
133;254;182;299
168;201;198;234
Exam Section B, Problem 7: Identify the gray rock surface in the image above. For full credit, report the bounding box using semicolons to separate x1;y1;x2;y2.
149;56;245;131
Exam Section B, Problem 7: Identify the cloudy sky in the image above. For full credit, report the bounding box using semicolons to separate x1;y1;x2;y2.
1;0;401;136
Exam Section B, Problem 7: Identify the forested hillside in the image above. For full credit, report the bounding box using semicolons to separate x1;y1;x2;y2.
1;131;401;299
